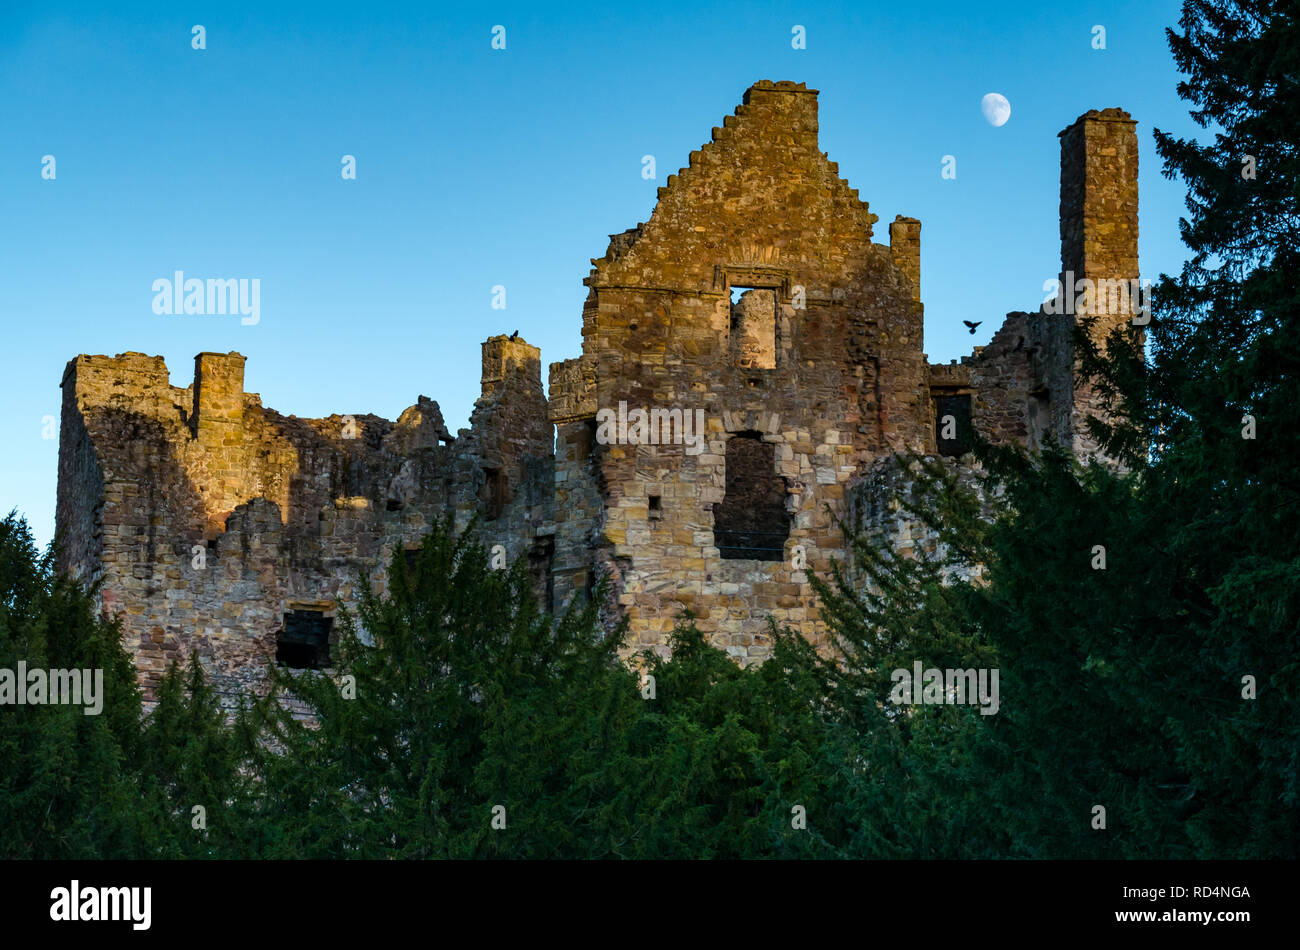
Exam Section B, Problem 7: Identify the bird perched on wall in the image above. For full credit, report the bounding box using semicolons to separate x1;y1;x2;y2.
509;330;519;340
963;320;982;334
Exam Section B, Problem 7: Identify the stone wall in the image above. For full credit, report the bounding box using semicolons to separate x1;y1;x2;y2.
843;454;991;611
57;338;552;701
57;82;1144;694
546;80;931;661
922;107;1140;461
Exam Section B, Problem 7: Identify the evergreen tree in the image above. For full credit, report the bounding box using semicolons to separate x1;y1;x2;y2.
254;518;647;858
804;0;1300;858
616;618;834;858
1107;0;1299;856
0;512;147;858
136;652;262;857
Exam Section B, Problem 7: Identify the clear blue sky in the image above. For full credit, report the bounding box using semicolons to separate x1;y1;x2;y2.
1;0;1197;549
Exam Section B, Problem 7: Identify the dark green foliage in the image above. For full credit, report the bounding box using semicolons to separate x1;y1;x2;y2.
1074;0;1299;856
252;519;645;858
794;0;1299;858
252;522;833;858
135;653;265;858
0;511;145;858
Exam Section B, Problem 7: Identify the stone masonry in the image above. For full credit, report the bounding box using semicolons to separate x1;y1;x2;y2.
57;82;1141;696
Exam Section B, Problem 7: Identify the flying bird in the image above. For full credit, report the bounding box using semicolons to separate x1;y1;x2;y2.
963;320;982;335
509;330;519;340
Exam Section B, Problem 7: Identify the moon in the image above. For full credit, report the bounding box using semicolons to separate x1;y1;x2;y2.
981;92;1011;127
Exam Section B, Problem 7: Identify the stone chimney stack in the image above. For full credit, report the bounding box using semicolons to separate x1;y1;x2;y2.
889;216;921;304
192;352;246;440
1057;108;1140;458
1058;108;1139;320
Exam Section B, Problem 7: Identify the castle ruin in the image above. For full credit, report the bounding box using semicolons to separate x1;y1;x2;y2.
56;81;1140;698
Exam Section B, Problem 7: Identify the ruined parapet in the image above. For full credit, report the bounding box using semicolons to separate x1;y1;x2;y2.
480;335;542;402
952;307;1074;455
56;336;558;702
960;314;1039;449
468;335;551;486
60;352;181;425
547;356;597;425
927;360;971;391
455;335;555;596
190;352;253;533
546;356;602;618
598;227;645;267
57;353;196;585
382;396;452;455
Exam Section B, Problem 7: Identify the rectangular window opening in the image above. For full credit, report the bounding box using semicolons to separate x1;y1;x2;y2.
528;536;555;612
482;467;505;521
1028;389;1051;451
576;419;597;462
935;393;973;457
276;609;333;670
729;287;777;370
714;431;790;560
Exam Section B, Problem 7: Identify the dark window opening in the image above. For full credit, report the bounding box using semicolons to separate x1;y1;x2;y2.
386;498;403;511
1027;389;1051;451
528;536;555;612
276;610;332;670
403;546;419;574
714;432;790;560
935;394;973;457
482;467;505;521
648;494;662;520
576;419;597;462
729;288;777;370
573;570;592;604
